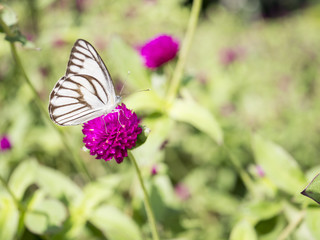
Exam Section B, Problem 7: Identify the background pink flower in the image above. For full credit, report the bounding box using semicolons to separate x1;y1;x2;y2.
140;34;179;69
219;47;244;66
0;135;11;151
151;165;158;175
175;183;190;201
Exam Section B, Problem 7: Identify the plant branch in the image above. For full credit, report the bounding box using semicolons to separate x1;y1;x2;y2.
128;151;160;240
166;0;202;103
0;16;91;181
277;210;305;240
0;174;27;239
223;145;256;196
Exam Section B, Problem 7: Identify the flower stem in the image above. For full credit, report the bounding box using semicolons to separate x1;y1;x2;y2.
128;151;160;240
0;16;91;181
0;175;26;238
166;0;202;103
0;175;22;210
277;210;305;240
223;145;256;196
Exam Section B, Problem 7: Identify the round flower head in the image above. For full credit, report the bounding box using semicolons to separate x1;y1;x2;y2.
140;34;179;69
0;135;11;151
82;104;142;163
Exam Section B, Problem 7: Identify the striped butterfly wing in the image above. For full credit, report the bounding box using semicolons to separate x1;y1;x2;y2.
49;39;118;126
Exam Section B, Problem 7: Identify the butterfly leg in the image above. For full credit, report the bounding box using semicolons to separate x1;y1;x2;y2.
100;116;109;134
112;109;126;128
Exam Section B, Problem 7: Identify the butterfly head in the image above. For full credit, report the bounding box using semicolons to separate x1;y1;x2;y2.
116;95;122;105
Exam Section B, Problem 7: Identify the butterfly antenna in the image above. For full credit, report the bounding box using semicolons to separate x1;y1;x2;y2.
119;71;130;96
121;88;151;98
137;88;151;92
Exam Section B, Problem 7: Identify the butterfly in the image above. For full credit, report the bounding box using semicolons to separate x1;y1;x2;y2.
48;39;121;126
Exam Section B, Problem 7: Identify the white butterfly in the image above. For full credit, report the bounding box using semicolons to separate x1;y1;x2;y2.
48;39;121;126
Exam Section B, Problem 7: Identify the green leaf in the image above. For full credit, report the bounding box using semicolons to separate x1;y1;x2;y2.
132;116;174;164
151;72;168;97
148;175;178;222
81;181;115;211
252;135;306;195
25;190;67;235
36;165;82;202
242;201;283;224
89;205;142;240
0;193;19;240
8;159;38;200
108;37;150;89
306;207;320;238
230;220;257;240
301;173;320;204
124;90;165;112
169;98;223;145
132;126;149;149
153;175;177;206
0;5;27;45
5;30;27;45
0;5;18;28
65;178;119;238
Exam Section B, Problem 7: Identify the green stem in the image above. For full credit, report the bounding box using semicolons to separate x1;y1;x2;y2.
0;175;26;238
277;210;305;240
223;145;256;196
0;16;91;181
0;175;22;210
128;151;160;240
166;0;202;103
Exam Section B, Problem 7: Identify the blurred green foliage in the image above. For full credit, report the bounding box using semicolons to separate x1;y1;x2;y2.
1;0;320;239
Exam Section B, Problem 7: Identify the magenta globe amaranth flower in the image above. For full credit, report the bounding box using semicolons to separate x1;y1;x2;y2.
82;104;142;163
140;34;179;69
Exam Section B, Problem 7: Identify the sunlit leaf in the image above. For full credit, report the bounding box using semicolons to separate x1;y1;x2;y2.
252;135;306;195
243;201;283;224
25;190;67;235
132;116;174;164
169;98;223;145
0;5;28;45
153;175;177;206
36;165;82;202
151;72;167;97
89;205;142;240
306;207;320;238
81;181;115;211
8;159;38;200
124;90;165;112
0;193;18;240
108;37;150;89
65;178;120;238
230;220;257;240
0;5;18;28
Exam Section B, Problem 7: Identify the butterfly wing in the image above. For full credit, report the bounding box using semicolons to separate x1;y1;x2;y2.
66;39;116;98
49;39;118;126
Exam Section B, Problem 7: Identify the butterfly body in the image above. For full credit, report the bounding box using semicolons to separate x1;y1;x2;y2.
48;39;121;126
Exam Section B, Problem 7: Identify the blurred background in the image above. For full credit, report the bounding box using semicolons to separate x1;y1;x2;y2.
1;0;320;239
